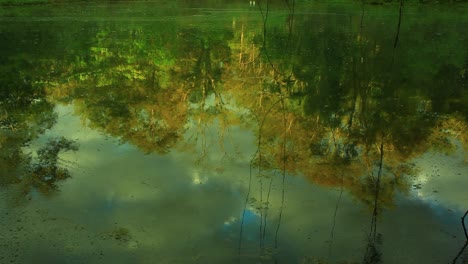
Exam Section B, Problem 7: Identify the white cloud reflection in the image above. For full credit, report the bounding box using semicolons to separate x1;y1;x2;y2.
0;104;466;264
410;143;467;212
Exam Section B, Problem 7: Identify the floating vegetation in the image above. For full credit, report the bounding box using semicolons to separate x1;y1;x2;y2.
101;227;133;245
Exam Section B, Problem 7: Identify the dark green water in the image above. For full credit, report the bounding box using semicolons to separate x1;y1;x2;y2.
0;1;467;263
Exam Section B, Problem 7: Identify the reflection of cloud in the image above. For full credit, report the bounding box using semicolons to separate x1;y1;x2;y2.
1;104;466;264
410;143;468;211
191;170;208;185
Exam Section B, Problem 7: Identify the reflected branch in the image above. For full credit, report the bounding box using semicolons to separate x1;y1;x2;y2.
363;137;384;264
238;148;257;256
262;169;277;251
391;0;403;68
452;210;468;264
371;139;384;240
257;0;295;80
258;97;283;254
274;96;288;252
328;173;344;261
393;0;404;49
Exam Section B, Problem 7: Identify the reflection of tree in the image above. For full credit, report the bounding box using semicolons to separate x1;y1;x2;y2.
227;6;466;262
241;6;466;210
74;85;187;154
176;27;235;159
28;137;79;195
0;67;78;201
1;4;465;263
49;25;190;154
49;24;239;156
34;4;467;207
0;68;56;185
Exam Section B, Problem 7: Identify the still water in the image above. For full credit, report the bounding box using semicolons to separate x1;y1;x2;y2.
0;1;467;263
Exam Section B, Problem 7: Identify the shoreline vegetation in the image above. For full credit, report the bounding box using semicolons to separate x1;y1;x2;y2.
1;0;467;7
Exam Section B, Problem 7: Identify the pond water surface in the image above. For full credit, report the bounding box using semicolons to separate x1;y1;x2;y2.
0;1;467;264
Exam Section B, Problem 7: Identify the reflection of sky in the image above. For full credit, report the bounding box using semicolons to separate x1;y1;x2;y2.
410;143;467;212
0;104;466;264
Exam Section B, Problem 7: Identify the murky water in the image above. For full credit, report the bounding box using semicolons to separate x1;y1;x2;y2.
0;1;467;263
